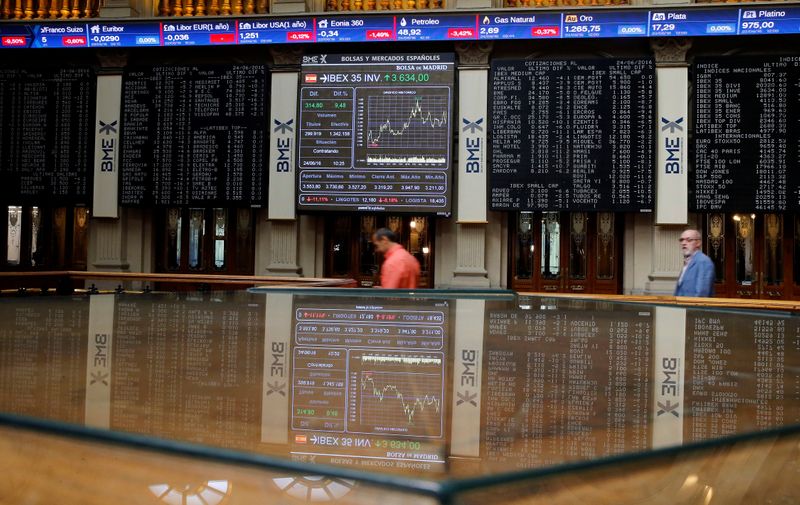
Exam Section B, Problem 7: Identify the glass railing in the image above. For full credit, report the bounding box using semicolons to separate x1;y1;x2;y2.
0;288;798;503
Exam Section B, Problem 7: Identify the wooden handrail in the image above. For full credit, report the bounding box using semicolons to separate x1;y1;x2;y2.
0;271;357;291
517;291;800;313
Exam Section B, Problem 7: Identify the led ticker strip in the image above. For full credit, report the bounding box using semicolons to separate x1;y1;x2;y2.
2;5;799;48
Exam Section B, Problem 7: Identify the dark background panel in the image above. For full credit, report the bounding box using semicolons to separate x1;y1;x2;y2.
489;58;655;212
692;55;800;212
0;67;94;205
119;64;268;207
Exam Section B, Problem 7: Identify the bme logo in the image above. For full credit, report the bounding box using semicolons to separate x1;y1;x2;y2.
462;117;483;174
98;120;118;173
661;117;684;175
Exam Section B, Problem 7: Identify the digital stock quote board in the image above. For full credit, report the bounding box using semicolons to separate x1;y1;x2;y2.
489;58;655;212
297;54;455;213
0;67;94;205
692;55;800;212
120;65;268;207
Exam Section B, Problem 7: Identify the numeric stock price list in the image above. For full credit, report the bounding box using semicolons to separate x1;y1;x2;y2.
120;65;267;207
692;56;800;212
0;67;93;204
489;59;655;212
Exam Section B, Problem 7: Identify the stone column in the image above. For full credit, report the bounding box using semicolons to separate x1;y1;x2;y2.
263;218;301;276
88;51;137;283
653;38;691;225
450;42;492;287
644;39;693;294
256;48;303;277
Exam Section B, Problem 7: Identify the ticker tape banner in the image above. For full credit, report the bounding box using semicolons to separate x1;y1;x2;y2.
2;6;799;49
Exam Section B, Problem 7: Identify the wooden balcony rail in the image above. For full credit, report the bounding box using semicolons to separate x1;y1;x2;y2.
157;0;267;16
505;0;627;6
0;271;357;295
518;291;800;313
696;0;789;3
326;0;443;11
1;0;97;18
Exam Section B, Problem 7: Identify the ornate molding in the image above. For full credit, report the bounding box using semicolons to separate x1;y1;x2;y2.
650;38;692;66
266;220;301;276
270;46;304;67
455;41;493;67
95;50;128;70
91;216;130;270
452;223;489;286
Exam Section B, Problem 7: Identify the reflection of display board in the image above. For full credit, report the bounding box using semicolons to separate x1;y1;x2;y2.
120;65;268;207
0;297;88;422
684;310;800;439
290;296;449;471
0;67;94;204
297;54;455;213
482;299;800;470
483;300;654;468
692;56;800;212
489;59;655;212
111;293;264;447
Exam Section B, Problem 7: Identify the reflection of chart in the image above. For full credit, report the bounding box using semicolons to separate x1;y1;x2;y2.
356;87;451;168
348;350;444;438
360;372;442;430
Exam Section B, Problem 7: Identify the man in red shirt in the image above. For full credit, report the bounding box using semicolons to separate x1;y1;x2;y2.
372;227;421;289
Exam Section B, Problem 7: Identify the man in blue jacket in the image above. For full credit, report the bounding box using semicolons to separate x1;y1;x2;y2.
674;229;715;297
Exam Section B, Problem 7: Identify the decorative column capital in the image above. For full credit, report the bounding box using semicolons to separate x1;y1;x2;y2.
96;50;128;71
270;47;304;68
455;41;493;67
650;38;692;67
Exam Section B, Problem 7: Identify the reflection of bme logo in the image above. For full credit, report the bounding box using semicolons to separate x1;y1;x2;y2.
652;12;665;21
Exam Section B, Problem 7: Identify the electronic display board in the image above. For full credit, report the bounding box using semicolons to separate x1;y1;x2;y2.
289;296;450;471
0;67;93;204
692;55;800;212
4;6;800;50
297;53;455;213
489;58;655;211
119;64;268;207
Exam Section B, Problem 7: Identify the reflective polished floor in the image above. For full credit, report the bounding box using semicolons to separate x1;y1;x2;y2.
0;289;799;504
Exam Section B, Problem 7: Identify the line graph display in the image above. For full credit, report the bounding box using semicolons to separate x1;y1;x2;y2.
298;53;455;213
348;350;444;438
358;90;450;168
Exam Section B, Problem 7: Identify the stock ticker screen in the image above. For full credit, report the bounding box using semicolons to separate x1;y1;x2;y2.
297;53;455;214
288;296;450;471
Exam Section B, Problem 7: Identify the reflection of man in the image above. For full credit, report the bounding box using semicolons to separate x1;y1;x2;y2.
674;229;715;297
372;227;420;289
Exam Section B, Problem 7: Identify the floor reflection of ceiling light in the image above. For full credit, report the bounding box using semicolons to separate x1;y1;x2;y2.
149;480;231;505
272;476;357;502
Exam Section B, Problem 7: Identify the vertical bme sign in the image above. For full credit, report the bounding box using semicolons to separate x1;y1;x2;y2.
450;299;484;457
93;74;122;218
458;68;487;222
268;72;299;220
655;66;687;224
